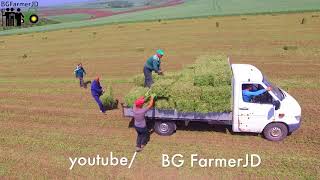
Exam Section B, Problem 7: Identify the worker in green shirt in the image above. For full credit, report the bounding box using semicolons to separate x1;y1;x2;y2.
143;49;164;88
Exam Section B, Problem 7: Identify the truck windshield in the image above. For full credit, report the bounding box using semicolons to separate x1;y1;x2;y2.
262;76;285;101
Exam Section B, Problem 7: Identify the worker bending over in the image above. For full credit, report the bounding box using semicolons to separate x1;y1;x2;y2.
91;76;106;114
143;49;164;88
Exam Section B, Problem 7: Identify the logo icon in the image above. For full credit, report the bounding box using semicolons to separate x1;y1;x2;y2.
1;7;38;27
29;14;38;23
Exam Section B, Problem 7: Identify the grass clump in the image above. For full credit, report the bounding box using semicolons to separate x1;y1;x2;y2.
283;45;298;51
125;55;232;113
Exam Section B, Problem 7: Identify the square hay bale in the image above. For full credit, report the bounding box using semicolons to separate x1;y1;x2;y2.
100;86;117;109
124;86;149;107
194;102;212;113
131;72;180;87
193;55;232;86
132;74;159;87
155;99;175;110
169;82;202;112
200;86;231;102
200;86;232;112
150;79;176;98
169;82;202;100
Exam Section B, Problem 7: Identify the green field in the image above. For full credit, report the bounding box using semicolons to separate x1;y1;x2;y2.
1;0;320;36
47;14;93;23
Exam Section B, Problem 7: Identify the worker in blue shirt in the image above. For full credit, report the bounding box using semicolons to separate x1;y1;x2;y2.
91;76;106;114
242;84;272;102
143;49;164;88
74;63;87;88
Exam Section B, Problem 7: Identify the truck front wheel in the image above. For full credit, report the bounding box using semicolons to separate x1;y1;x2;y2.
263;123;288;141
154;121;176;136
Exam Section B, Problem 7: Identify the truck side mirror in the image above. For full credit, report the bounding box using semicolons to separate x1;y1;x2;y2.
272;100;281;110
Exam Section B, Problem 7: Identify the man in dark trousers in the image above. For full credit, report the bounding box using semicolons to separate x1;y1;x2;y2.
133;95;155;152
91;76;106;114
74;63;87;88
143;49;164;88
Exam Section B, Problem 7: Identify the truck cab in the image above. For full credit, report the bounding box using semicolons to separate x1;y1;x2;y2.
231;64;302;141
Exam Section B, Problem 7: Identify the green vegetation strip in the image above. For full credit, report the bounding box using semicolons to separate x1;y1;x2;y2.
47;14;93;23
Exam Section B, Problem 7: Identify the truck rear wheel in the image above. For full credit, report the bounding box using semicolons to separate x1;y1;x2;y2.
263;123;288;141
154;121;176;136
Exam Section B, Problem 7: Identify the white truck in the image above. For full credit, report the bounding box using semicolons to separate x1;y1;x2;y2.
122;64;302;141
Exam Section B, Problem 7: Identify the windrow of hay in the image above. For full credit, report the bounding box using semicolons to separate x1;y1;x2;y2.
125;55;232;113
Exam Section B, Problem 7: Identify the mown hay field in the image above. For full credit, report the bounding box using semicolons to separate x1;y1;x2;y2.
0;12;320;179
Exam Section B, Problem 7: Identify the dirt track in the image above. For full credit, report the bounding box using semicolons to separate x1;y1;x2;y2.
0;12;319;178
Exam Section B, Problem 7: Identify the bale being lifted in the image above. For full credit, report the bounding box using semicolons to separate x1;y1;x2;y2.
125;55;232;113
100;86;118;110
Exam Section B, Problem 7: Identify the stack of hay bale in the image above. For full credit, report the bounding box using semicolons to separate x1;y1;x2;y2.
125;55;232;113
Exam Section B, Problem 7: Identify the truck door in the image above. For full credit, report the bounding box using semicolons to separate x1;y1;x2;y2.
238;83;275;132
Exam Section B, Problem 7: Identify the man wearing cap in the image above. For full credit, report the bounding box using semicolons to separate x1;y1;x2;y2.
143;49;164;88
133;95;155;152
91;76;106;114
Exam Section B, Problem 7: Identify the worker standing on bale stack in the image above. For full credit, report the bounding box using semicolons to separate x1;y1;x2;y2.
91;76;106;114
133;95;155;152
143;49;164;88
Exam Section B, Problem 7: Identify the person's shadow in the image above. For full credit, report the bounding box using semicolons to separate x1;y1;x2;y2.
83;81;91;88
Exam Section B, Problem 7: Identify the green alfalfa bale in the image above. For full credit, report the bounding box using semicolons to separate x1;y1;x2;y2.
131;74;145;86
200;86;232;112
200;86;231;102
169;82;202;99
174;99;197;112
150;79;176;98
177;67;195;82
193;73;215;86
132;74;159;87
194;102;212;113
124;86;149;107
193;69;231;87
155;99;175;110
193;55;232;86
209;99;231;112
131;72;180;87
169;82;202;112
100;86;118;109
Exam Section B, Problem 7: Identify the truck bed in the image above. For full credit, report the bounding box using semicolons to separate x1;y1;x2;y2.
121;104;233;125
